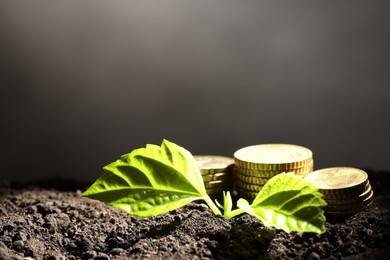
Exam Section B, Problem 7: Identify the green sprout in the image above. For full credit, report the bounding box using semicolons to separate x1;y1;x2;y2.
82;139;326;234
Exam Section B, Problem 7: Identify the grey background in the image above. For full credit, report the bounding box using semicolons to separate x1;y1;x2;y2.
1;1;389;182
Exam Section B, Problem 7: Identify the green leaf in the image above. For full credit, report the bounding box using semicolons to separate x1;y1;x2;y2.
82;139;221;217
237;172;327;234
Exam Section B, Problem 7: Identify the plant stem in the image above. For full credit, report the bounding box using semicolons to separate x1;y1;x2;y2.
224;208;245;219
203;195;222;216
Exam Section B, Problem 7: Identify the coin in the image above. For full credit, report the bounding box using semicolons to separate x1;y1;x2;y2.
322;182;371;200
235;174;270;185
234;144;313;170
204;180;225;189
202;172;229;182
236;161;313;177
194;155;234;175
326;192;373;211
292;163;314;176
304;167;369;195
324;185;373;203
234;167;283;178
235;181;263;192
304;167;374;217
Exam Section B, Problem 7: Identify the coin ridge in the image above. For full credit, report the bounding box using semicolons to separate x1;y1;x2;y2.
236;181;264;192
202;172;229;182
235;162;313;177
323;184;373;201
325;191;374;210
235;175;270;185
319;181;370;198
204;180;226;189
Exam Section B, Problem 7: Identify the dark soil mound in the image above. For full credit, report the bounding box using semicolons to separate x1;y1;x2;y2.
1;169;389;259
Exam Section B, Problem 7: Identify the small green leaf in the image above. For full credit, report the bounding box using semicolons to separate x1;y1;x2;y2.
217;191;245;219
237;172;327;234
82;139;220;217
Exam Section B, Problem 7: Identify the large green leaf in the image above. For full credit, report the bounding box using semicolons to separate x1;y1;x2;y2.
237;172;327;234
82;139;219;217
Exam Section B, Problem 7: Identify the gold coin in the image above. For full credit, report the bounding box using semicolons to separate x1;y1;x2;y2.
202;172;229;182
234;167;282;178
326;189;373;208
324;184;373;205
236;161;313;177
322;182;372;200
234;144;313;170
292;162;314;175
235;174;270;185
304;167;369;195
236;181;263;192
326;192;373;212
194;155;234;175
204;180;226;189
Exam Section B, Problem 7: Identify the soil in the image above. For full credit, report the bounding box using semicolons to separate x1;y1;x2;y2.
1;169;389;260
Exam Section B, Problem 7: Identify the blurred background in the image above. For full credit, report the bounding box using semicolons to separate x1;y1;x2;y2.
1;1;389;182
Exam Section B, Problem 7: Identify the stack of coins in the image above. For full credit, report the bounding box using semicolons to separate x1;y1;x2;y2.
194;155;234;199
304;167;373;217
233;144;314;200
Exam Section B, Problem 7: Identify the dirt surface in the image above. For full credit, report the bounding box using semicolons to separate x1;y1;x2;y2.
1;169;389;259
